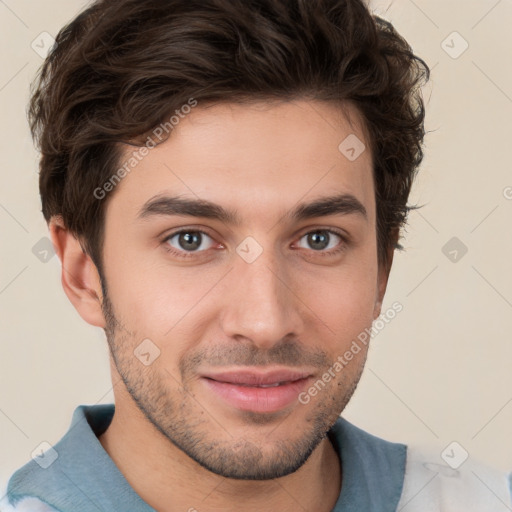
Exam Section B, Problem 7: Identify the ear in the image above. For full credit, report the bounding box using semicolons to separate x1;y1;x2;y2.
49;216;106;328
373;229;398;320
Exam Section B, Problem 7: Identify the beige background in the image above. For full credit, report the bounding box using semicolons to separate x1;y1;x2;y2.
1;0;511;490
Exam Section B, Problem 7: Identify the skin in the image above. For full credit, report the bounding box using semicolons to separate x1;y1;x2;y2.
50;99;395;512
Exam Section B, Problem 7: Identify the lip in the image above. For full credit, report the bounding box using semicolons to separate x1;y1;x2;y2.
200;368;314;413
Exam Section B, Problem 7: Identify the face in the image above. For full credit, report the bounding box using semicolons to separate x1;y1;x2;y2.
99;99;388;480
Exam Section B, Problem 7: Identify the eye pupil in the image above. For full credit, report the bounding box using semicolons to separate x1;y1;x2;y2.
308;231;329;250
179;232;201;251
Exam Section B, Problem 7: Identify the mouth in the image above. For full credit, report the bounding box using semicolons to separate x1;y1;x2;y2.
200;369;313;413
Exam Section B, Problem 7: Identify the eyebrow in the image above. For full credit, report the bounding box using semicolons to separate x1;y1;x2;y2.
137;193;368;225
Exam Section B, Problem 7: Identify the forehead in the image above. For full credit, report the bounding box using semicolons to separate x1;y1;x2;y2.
107;99;375;225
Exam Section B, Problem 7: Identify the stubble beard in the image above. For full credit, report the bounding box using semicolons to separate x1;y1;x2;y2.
100;288;365;480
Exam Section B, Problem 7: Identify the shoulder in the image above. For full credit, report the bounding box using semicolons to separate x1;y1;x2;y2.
397;444;512;512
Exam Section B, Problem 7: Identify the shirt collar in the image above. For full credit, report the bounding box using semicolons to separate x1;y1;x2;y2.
328;417;406;511
8;404;406;511
8;404;155;512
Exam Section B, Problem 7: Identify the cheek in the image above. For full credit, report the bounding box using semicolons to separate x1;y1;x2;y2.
103;242;220;342
300;259;378;348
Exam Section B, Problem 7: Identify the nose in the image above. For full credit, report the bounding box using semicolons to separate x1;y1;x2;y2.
218;249;305;350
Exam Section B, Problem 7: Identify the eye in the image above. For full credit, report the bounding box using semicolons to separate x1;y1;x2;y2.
295;229;346;255
163;229;216;257
162;227;348;260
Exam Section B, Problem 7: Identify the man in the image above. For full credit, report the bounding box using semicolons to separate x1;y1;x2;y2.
3;0;511;510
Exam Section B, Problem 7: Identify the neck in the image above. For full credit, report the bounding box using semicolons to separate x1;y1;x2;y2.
98;399;341;512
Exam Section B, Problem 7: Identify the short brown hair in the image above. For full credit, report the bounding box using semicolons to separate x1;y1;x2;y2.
29;0;429;275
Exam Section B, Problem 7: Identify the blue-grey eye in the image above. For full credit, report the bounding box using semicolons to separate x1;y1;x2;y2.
166;231;214;252
297;230;341;251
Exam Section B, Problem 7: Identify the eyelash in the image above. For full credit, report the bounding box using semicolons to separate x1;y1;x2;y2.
162;228;349;260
